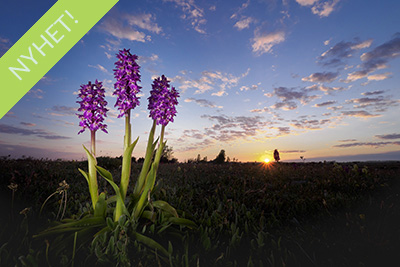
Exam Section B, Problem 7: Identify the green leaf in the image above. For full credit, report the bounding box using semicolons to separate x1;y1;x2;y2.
134;232;169;256
82;144;96;163
106;217;114;230
96;165;114;182
34;216;105;238
94;193;107;218
133;164;156;219
82;144;98;210
168;217;197;229
120;137;139;199
106;195;117;204
78;168;89;184
142;210;156;222
153;200;179;218
96;166;129;219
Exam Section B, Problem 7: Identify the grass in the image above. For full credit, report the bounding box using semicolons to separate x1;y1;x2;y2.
0;157;399;266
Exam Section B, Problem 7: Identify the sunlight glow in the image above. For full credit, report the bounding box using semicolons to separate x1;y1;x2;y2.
264;158;270;163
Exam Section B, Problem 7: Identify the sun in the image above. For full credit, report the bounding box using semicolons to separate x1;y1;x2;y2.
264;158;270;163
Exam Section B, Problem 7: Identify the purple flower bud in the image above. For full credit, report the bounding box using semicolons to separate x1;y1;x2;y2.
113;49;142;118
76;80;108;134
148;75;179;126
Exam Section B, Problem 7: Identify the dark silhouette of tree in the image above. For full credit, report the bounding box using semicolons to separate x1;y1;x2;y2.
214;149;226;164
160;145;178;163
273;149;280;162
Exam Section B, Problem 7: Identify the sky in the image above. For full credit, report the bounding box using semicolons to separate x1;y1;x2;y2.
1;0;400;162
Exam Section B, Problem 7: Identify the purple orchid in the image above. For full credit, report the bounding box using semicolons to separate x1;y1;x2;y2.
113;49;142;118
76;80;108;134
148;75;179;126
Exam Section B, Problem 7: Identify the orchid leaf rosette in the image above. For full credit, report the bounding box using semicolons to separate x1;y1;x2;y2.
76;80;108;210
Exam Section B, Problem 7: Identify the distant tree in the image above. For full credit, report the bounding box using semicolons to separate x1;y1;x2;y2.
214;149;226;164
202;156;208;162
137;157;145;163
273;149;280;162
196;154;201;163
160;145;178;163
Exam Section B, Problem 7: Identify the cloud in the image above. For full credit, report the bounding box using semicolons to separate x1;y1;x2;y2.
295;0;340;17
302;72;339;83
290;118;331;130
240;83;259;91
345;95;399;112
306;84;346;94
88;64;109;74
100;17;148;42
311;0;340;17
338;139;357;142
234;17;255;30
123;13;162;34
27;89;44;99
0;143;82;160
250;107;270;114
313;101;337;107
180;129;206;140
269;86;319;110
138;54;159;64
163;0;206;34
367;72;392;81
0;124;71;140
295;0;318;6
201;114;272;142
0;36;11;56
340;110;380;118
5;111;16;118
375;133;400;140
362;90;385;96
281;149;307;153
231;0;250;19
174;68;249;96
333;141;400;148
20;122;36;127
50;106;77;116
184;98;223;108
327;105;343;111
252;31;285;55
99;12;161;42
319;39;373;66
343;35;400;82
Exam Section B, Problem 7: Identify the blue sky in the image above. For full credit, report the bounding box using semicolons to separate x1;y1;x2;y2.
1;0;400;162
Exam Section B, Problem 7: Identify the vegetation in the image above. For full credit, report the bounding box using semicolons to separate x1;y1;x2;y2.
1;157;399;266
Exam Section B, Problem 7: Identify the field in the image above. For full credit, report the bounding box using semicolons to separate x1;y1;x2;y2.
1;157;399;266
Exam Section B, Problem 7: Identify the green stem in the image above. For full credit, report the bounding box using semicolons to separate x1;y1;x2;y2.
133;120;156;198
124;110;131;151
120;110;131;198
153;125;165;176
89;130;98;210
115;110;132;221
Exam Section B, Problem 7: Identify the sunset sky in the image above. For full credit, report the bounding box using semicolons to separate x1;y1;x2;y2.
1;0;400;162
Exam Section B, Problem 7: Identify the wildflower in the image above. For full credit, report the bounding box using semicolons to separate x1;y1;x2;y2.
76;80;108;135
113;49;142;118
148;75;179;126
8;182;18;192
20;207;31;216
76;80;108;210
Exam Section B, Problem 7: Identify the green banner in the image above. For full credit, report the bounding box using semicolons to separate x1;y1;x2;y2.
0;0;119;119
